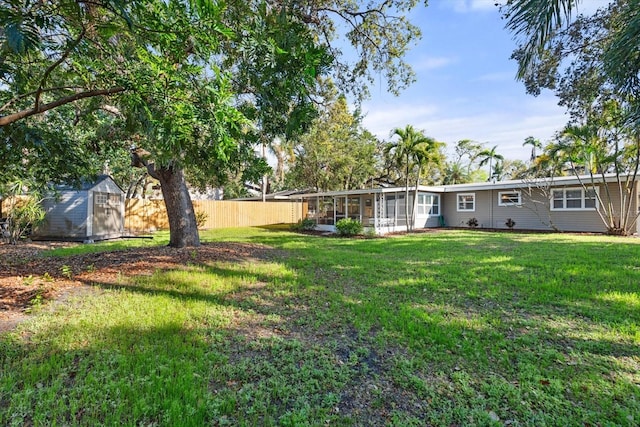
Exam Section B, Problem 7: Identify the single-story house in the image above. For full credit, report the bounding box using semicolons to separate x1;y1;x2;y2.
33;175;125;241
292;174;640;235
294;187;442;234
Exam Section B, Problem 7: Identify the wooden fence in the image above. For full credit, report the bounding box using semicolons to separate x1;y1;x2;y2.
125;199;307;232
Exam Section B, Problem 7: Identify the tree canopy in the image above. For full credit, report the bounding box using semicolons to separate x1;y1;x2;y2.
287;92;379;192
1;0;427;246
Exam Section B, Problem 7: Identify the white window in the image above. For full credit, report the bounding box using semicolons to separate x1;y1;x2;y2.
457;193;475;212
347;197;361;219
95;193;108;205
430;195;440;216
584;188;597;209
417;194;440;216
551;187;598;211
498;191;521;206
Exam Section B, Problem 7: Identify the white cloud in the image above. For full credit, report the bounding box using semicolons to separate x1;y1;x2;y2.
362;95;569;161
449;0;499;13
474;71;513;82
413;56;457;71
361;104;439;139
575;0;610;16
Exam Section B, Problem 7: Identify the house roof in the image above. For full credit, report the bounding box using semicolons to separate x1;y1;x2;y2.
291;173;632;198
291;185;452;199
439;173;629;192
232;188;313;201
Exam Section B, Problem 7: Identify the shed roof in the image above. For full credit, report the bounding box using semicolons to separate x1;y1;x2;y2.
56;175;124;193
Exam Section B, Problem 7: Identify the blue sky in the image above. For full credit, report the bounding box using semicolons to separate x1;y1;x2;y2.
359;0;608;161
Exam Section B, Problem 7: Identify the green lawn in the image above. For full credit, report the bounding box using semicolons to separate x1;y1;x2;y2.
1;228;639;426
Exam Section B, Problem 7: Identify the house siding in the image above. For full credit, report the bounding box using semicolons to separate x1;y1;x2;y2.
493;189;549;230
415;215;441;228
442;191;494;229
296;176;639;235
442;182;636;233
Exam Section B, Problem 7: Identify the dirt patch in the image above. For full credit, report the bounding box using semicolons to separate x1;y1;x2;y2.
0;240;280;333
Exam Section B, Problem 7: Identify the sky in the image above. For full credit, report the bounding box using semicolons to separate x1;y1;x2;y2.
359;0;609;161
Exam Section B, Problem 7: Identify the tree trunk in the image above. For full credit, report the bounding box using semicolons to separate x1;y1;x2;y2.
130;149;200;248
411;166;422;231
273;145;286;183
153;165;200;248
405;157;411;232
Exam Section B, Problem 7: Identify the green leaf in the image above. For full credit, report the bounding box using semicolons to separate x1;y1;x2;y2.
4;22;39;54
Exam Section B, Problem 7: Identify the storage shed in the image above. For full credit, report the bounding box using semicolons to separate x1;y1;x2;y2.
33;175;125;241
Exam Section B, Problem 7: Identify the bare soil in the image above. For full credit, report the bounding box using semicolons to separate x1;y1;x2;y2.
0;240;279;333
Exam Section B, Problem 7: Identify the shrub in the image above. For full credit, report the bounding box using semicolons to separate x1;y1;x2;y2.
466;217;478;228
195;210;208;229
4;195;46;244
292;218;316;232
505;218;516;229
336;218;363;236
364;227;378;239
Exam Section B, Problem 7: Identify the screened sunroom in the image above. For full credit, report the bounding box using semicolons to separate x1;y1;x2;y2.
297;187;442;234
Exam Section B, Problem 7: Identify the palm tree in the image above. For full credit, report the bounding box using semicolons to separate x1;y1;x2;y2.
410;136;442;227
386;125;440;232
478;145;504;182
523;136;542;163
560;124;607;175
443;163;467;185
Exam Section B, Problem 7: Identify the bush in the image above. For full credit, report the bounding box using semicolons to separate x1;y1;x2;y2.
5;196;46;244
467;217;478;228
336;218;363;236
505;218;516;229
195;210;208;229
292;218;316;232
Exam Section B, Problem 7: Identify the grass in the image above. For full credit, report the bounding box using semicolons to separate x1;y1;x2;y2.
1;227;639;426
42;233;170;257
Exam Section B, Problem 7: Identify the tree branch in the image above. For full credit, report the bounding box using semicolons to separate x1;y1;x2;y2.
0;86;85;112
0;86;126;126
35;28;87;110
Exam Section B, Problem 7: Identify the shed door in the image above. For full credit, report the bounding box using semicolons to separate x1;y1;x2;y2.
93;192;122;236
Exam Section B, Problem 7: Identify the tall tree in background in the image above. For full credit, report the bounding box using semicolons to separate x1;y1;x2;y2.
1;0;425;247
523;136;543;163
442;139;484;184
386;125;441;231
478;145;504;182
503;0;639;120
288;94;378;192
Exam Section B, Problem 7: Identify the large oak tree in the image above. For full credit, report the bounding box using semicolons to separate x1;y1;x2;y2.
1;0;425;247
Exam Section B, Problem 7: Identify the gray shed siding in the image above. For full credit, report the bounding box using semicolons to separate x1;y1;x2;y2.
38;191;89;238
91;178;122;194
442;182;637;233
34;176;125;240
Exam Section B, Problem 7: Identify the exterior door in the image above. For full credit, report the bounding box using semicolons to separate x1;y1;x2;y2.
92;192;122;237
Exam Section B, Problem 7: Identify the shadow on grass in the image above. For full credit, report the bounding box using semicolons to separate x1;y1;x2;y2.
2;229;639;425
